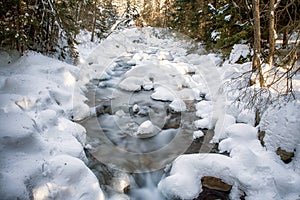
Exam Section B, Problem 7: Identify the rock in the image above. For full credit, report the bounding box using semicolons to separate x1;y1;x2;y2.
201;176;232;192
169;98;186;112
258;130;265;147
132;104;139;113
276;147;294;164
195;187;230;200
134;120;157;138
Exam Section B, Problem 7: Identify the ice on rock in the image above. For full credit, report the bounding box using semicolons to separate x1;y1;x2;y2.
169;98;186;112
135;120;156;138
151;86;175;101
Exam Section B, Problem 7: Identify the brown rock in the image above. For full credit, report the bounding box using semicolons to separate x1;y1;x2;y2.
201;176;232;192
276;147;294;164
258;131;265;146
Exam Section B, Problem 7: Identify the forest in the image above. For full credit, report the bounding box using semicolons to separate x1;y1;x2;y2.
0;0;300;200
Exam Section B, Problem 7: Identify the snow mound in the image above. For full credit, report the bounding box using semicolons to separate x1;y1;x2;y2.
0;52;104;199
193;130;204;139
260;101;300;156
159;123;300;200
151;86;175;101
169;99;186;112
119;76;143;91
135;120;158;138
212;114;236;142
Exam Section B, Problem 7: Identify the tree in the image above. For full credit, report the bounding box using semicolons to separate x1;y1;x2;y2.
251;0;265;87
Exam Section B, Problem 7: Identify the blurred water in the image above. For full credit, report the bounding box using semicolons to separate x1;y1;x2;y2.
80;56;198;199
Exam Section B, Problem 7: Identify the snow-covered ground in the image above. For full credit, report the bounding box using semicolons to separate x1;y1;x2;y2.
0;52;104;199
0;28;299;200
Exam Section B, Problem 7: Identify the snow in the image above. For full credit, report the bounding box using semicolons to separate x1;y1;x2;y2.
157;39;300;200
159;123;300;200
193;130;204;139
0;52;104;199
1;26;300;200
260;101;300;154
119;76;143;91
229;44;251;64
212;114;236;142
135;120;158;138
151;86;175;101
169;98;186;112
224;14;231;21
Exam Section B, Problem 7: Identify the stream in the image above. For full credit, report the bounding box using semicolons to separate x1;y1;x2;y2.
79;54;219;199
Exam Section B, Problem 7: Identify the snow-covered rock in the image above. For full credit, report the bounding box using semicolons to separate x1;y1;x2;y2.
119;76;143;91
135;120;156;138
169;98;186;112
193;130;204;139
151;86;175;101
159;123;300;200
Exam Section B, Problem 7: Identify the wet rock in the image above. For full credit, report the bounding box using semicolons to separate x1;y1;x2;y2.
162;113;181;129
201;176;232;192
195;187;230;200
276;147;294;164
95;104;112;115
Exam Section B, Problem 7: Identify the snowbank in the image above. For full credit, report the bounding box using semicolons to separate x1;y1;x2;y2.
0;52;104;199
159;124;300;200
159;42;300;200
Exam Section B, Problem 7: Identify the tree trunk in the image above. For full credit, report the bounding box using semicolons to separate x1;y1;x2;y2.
268;0;275;67
282;29;288;49
251;0;264;87
91;0;97;42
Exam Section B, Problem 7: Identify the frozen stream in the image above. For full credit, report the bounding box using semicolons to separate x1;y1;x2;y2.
80;54;217;199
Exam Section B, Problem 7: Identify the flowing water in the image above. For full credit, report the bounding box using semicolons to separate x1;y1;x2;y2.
80;55;217;199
